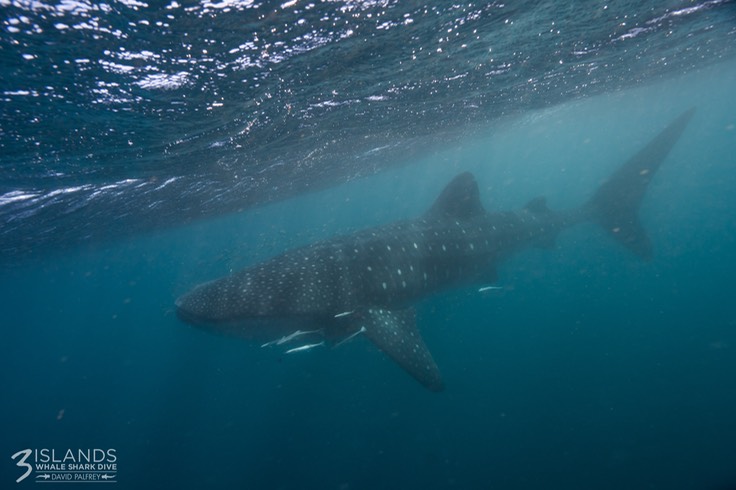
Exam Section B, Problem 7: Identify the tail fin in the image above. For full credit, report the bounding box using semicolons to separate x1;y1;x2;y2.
588;108;695;259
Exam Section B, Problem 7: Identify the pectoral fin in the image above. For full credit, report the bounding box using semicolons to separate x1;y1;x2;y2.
359;308;444;392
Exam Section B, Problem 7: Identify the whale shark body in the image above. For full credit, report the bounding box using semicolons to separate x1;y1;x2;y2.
176;109;695;391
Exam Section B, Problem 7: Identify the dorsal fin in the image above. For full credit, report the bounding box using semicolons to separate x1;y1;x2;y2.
426;172;485;220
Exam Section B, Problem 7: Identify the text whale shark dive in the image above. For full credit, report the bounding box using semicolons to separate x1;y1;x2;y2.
176;108;695;392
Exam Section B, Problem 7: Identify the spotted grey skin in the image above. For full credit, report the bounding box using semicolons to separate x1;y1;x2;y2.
176;108;695;392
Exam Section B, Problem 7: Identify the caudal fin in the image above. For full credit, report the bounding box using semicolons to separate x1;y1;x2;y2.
588;108;695;259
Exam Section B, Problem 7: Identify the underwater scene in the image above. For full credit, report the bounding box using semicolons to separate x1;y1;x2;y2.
2;1;736;489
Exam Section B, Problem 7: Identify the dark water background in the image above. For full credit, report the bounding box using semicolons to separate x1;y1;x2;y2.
3;62;736;489
2;1;736;489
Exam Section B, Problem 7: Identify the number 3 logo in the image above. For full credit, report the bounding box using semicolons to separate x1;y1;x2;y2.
11;449;32;483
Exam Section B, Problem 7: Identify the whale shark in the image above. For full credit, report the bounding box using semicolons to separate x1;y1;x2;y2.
176;108;695;391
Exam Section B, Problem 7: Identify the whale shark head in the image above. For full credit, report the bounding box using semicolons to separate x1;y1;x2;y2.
175;242;353;334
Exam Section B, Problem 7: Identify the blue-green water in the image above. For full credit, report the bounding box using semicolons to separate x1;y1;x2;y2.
3;62;736;489
2;1;736;488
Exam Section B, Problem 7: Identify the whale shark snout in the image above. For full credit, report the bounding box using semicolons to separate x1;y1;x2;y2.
175;279;231;326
